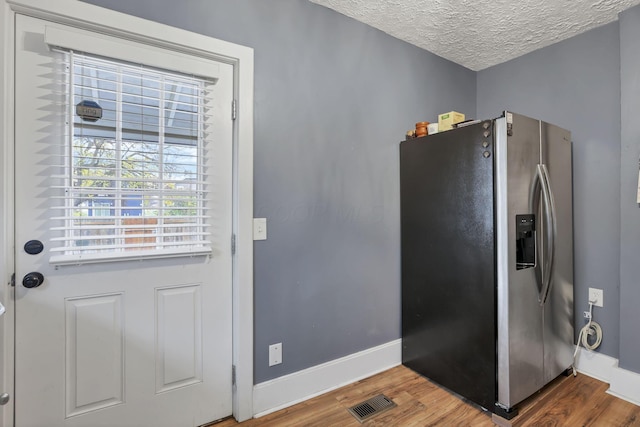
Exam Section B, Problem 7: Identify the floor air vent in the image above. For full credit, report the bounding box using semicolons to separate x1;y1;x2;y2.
347;394;397;423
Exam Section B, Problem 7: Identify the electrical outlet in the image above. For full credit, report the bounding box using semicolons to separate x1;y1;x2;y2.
588;288;603;308
269;343;282;366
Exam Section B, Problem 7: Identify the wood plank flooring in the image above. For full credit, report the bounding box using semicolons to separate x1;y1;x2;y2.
215;365;640;426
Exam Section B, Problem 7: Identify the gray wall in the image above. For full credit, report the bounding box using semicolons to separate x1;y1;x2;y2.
477;23;622;358
82;0;477;383
619;5;640;373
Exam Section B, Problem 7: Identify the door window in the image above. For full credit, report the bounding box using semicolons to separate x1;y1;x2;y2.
50;53;216;265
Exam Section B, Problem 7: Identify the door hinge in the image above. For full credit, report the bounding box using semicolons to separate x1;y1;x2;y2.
231;234;236;255
506;111;513;136
10;273;15;287
232;99;237;121
232;365;236;386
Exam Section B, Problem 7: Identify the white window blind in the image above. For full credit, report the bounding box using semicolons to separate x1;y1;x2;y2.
49;52;217;265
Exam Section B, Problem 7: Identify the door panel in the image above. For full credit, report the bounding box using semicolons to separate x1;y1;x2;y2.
497;112;545;408
541;122;574;383
14;14;233;427
155;284;203;393
65;293;125;417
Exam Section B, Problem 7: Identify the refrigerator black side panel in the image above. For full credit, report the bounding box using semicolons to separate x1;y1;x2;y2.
400;124;496;411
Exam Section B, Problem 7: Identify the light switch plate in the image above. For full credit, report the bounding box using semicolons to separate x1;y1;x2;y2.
253;218;267;240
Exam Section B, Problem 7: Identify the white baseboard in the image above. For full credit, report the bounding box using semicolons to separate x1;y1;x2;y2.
252;343;638;419
575;348;640;406
608;365;640;406
574;347;617;383
252;339;402;417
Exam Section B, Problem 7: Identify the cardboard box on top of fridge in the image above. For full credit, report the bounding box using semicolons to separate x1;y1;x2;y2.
438;111;465;131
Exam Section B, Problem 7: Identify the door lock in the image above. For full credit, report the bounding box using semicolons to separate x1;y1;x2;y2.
22;272;44;289
24;240;44;255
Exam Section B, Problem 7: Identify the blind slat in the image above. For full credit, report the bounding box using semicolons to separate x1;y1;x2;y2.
51;223;211;231
51;231;211;242
49;192;211;199
50;240;212;253
51;215;210;221
50;177;207;185
50;247;212;267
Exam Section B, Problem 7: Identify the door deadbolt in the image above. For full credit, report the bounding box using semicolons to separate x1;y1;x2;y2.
24;240;44;255
22;272;44;289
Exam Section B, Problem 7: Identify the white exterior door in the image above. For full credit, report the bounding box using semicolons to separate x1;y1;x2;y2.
13;14;233;427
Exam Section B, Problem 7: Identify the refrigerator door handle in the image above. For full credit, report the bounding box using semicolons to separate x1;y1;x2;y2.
537;163;556;305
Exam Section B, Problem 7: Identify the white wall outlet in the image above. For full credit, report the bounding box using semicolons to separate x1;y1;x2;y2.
253;218;267;241
269;343;282;366
588;287;604;308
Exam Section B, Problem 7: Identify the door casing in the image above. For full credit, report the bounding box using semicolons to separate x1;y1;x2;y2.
0;0;255;424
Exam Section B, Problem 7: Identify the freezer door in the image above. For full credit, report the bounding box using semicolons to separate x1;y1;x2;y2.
400;121;496;411
540;121;574;384
496;113;545;409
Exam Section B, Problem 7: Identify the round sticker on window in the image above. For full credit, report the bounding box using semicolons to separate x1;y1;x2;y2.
75;100;103;122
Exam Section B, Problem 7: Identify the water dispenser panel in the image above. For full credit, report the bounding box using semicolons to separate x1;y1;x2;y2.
516;214;535;270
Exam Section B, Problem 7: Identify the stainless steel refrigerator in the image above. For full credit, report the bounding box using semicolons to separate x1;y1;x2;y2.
400;111;574;419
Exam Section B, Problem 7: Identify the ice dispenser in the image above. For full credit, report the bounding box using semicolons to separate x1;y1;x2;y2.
516;214;535;270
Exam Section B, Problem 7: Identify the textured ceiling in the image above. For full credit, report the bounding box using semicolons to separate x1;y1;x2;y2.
309;0;640;71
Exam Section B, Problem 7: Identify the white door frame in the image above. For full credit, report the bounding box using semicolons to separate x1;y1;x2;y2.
0;0;254;424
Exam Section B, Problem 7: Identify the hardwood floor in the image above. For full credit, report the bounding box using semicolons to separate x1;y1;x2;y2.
214;365;640;426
